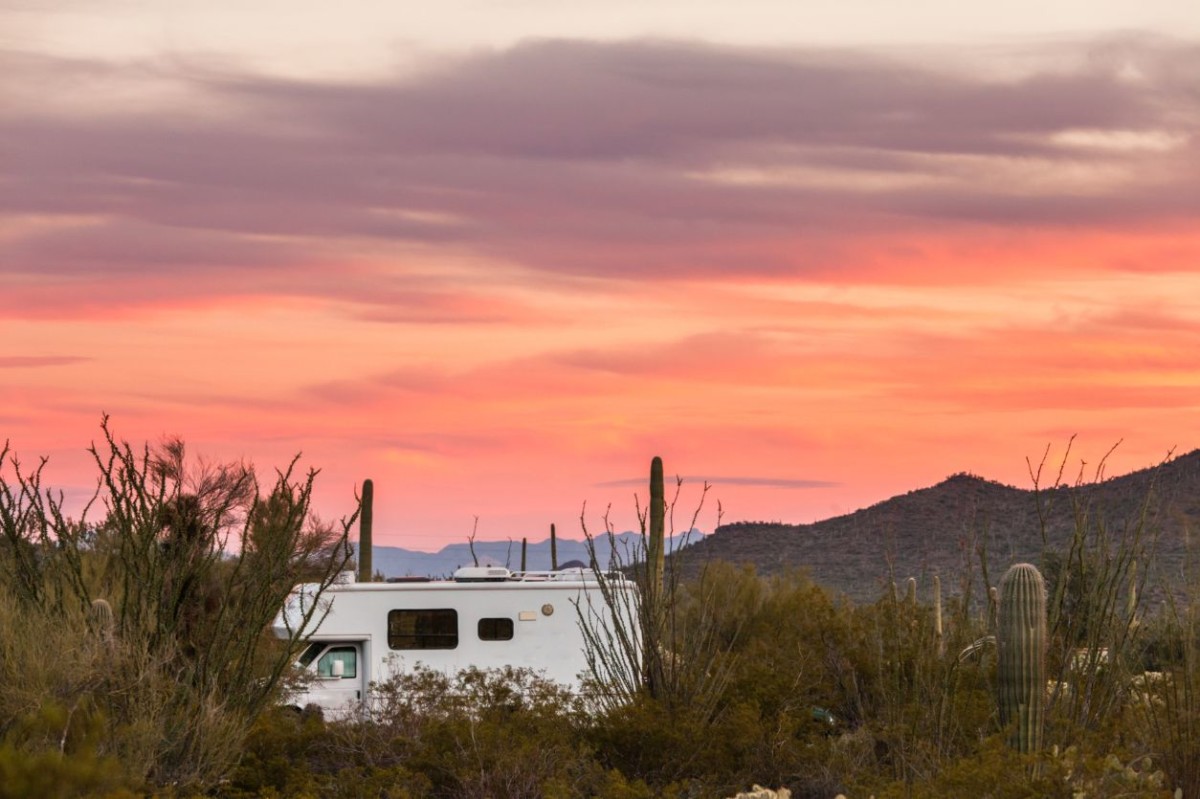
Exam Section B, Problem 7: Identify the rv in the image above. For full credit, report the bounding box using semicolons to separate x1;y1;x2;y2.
272;566;638;716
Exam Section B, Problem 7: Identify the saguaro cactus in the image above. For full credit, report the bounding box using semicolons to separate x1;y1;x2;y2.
997;563;1047;754
358;479;374;583
641;456;667;695
550;523;558;570
647;456;665;600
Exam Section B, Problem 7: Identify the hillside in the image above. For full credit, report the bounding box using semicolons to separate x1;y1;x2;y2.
678;449;1200;604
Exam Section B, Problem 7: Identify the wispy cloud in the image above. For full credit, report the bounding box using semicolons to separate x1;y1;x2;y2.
0;356;90;368
2;36;1198;318
595;475;839;489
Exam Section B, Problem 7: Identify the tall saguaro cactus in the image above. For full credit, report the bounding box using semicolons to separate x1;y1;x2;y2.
358;479;374;583
641;456;667;695
647;456;665;601
997;562;1047;754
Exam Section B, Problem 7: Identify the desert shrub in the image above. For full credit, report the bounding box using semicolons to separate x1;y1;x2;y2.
0;421;354;792
215;706;332;798
861;736;1064;799
0;584;146;795
0;698;136;799
1134;588;1200;798
373;666;590;799
226;666;602;799
855;588;998;787
585;691;725;791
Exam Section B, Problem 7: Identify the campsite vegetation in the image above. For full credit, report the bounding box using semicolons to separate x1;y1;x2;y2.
2;425;1199;798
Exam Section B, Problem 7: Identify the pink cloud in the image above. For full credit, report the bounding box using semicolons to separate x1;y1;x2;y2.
3;36;1198;316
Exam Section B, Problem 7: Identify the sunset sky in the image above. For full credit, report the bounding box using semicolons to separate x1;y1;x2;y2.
2;1;1198;552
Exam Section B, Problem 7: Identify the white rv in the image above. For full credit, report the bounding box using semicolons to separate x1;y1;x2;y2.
272;566;638;715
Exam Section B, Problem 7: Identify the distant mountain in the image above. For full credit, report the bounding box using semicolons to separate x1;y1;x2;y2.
677;450;1200;605
366;530;703;579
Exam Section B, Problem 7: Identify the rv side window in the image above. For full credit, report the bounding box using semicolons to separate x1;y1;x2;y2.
388;609;458;650
316;646;357;679
478;617;514;641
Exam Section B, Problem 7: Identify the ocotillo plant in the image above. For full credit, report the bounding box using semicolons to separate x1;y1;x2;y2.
358;479;374;583
1128;558;1138;624
997;562;1047;754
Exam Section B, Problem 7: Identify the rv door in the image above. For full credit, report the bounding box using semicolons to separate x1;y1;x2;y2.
304;643;364;715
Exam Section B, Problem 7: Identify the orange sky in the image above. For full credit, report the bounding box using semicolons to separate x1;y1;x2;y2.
2;10;1198;551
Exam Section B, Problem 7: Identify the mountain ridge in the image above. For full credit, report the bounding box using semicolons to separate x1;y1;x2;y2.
679;448;1200;604
367;450;1200;606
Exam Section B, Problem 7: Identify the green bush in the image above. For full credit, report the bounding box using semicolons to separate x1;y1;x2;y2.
0;700;137;799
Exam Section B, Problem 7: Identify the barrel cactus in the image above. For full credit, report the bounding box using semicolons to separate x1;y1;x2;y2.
91;597;115;646
997;563;1047;753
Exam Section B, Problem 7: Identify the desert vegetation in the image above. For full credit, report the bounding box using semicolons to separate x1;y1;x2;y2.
0;420;354;797
2;433;1199;798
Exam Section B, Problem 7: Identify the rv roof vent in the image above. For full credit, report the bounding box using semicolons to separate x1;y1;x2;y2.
453;566;512;582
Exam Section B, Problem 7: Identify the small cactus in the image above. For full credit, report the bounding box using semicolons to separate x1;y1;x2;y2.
997;563;1047;754
91;598;115;645
906;576;917;608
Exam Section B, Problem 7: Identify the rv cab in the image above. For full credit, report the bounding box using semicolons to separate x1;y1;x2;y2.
294;642;365;710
